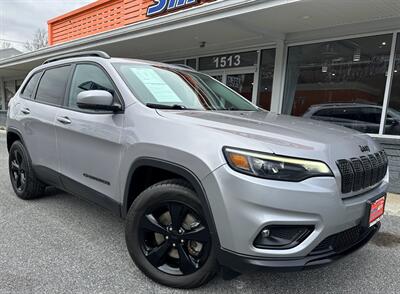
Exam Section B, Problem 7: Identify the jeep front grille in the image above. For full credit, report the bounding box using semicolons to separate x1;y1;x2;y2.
336;151;388;194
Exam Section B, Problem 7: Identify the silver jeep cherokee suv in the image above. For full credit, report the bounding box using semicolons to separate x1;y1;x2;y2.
7;51;389;288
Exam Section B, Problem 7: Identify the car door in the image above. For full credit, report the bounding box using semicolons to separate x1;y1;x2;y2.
18;65;72;186
55;63;124;205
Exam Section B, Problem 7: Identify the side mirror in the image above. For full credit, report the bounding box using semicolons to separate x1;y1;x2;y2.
77;90;121;111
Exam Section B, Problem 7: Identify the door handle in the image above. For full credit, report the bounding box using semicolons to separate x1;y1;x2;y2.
21;108;30;115
56;116;72;125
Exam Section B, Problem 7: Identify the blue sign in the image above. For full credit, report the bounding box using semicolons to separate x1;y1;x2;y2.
147;0;199;17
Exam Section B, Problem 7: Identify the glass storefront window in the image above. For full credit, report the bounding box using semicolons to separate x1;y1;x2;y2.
165;60;185;65
257;49;275;110
385;34;400;135
198;51;258;71
186;58;197;70
283;34;393;134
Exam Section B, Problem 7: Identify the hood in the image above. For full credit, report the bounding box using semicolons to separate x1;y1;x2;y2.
156;110;381;163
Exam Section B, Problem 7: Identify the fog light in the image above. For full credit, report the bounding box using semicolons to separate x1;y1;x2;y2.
261;229;271;238
254;225;314;250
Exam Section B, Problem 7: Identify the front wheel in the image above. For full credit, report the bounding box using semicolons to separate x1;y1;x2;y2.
125;179;217;289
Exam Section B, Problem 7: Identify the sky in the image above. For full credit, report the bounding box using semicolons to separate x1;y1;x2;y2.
0;0;94;51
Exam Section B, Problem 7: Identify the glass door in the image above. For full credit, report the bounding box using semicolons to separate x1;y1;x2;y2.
204;68;256;102
226;73;254;101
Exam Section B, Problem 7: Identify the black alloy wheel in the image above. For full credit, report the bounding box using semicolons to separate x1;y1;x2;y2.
139;201;210;276
10;148;27;192
125;179;217;288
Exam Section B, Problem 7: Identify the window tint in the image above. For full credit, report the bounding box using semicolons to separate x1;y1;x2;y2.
36;66;71;105
360;107;382;124
21;72;41;99
68;64;115;109
314;107;364;121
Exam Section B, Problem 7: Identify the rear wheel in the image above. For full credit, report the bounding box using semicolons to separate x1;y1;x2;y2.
9;141;45;199
125;179;217;288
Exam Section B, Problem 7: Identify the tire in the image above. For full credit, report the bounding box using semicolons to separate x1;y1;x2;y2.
125;179;218;289
9;141;46;199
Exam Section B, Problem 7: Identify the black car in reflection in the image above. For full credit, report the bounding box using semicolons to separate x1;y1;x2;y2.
303;103;400;135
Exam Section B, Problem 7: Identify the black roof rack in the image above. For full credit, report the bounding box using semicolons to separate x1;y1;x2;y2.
43;51;111;64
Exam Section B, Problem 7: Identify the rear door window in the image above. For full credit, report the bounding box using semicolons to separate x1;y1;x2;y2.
36;66;71;105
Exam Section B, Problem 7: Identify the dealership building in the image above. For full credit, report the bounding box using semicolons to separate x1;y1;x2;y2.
0;0;399;192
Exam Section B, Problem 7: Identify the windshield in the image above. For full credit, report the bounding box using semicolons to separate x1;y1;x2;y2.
113;63;259;111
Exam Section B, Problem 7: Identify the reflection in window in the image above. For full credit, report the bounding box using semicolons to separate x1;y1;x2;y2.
283;35;392;134
36;66;71;105
385;34;400;135
226;74;254;101
257;49;275;110
69;64;115;109
21;73;41;99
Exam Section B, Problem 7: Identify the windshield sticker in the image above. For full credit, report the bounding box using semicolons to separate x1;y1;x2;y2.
130;68;182;103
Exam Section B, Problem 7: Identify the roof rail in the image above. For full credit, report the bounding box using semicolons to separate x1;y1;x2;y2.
43;51;111;64
172;64;195;70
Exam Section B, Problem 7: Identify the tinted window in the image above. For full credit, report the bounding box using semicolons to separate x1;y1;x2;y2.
68;64;115;109
21;72;41;99
314;107;364;121
360;107;382;124
36;66;71;105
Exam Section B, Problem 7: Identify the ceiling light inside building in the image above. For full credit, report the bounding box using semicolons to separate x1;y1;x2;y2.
353;49;361;62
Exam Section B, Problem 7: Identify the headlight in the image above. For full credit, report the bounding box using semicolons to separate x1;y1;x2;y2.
223;147;333;181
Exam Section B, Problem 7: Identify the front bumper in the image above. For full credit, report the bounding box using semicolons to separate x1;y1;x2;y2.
217;222;380;273
202;164;388;259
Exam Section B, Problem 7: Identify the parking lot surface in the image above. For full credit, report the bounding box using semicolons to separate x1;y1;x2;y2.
0;132;400;293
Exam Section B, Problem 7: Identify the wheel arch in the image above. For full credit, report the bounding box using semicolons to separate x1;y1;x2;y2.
122;157;220;247
6;127;25;152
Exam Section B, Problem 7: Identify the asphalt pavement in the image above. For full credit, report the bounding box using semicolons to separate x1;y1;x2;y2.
0;132;400;293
